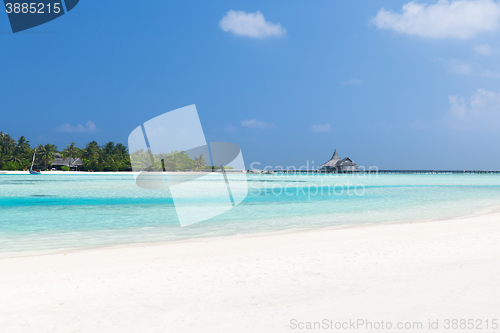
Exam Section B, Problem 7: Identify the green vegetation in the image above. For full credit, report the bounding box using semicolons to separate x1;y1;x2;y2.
0;132;221;172
205;165;234;170
61;142;79;170
38;144;58;168
129;150;208;171
0;133;32;170
0;132;132;171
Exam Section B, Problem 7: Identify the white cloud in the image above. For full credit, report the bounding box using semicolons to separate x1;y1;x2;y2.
473;43;500;55
341;79;366;85
449;89;500;125
219;10;286;38
436;58;500;77
241;119;275;129
371;0;500;39
447;59;472;74
435;58;473;74
480;69;500;78
310;123;332;133
57;121;97;133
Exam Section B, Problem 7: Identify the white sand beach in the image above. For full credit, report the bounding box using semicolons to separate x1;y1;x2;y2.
1;213;499;332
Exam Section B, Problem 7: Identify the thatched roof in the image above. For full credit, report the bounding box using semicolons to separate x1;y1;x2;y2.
320;149;341;167
338;157;354;166
52;155;83;167
320;150;358;168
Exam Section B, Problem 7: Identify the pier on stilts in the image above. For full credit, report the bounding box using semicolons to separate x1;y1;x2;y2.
272;170;500;175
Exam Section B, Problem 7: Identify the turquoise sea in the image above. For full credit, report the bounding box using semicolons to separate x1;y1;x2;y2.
2;173;500;257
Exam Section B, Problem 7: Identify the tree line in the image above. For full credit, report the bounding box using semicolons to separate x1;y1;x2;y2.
130;149;208;172
0;132;131;171
0;132;218;172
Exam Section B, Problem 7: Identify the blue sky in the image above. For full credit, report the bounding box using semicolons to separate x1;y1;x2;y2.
2;0;500;170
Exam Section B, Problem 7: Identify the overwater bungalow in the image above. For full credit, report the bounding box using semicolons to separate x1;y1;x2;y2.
318;149;358;172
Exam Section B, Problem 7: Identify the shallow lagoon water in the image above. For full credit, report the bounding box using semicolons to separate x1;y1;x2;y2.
1;173;500;257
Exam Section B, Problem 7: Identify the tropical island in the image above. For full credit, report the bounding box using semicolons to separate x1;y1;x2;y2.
0;132;213;172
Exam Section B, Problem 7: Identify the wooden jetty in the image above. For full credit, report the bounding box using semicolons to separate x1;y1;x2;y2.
271;170;500;174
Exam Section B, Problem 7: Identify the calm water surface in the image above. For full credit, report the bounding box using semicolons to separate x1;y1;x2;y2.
1;173;500;257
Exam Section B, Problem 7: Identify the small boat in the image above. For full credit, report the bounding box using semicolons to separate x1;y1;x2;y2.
29;149;41;175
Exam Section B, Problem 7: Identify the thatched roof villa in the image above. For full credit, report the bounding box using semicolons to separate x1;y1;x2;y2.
51;153;83;170
318;149;358;172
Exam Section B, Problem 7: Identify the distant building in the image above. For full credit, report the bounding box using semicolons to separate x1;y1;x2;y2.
51;153;83;170
318;149;358;172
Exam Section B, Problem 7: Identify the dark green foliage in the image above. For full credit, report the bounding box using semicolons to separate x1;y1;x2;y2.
61;142;79;170
0;132;33;170
0;132;132;171
36;143;58;168
79;140;132;172
0;132;214;172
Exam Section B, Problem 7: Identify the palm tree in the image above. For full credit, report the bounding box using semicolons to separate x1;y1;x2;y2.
130;149;153;171
0;132;139;171
101;142;117;171
13;136;31;170
15;136;30;153
114;143;128;156
0;132;15;155
0;132;16;169
114;143;131;171
82;141;100;171
194;154;206;171
62;142;80;171
165;150;182;171
37;144;58;169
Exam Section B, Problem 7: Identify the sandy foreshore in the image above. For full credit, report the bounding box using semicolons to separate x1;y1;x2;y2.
1;213;500;332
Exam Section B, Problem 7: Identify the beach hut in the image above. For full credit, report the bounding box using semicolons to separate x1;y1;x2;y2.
318;149;358;172
51;153;83;171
